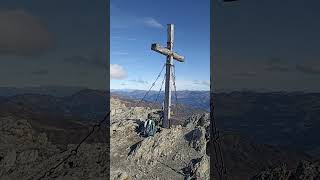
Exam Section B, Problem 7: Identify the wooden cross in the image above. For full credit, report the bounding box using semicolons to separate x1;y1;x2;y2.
151;24;185;129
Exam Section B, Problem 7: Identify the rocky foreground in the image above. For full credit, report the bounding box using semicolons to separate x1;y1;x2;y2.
110;97;320;180
0;115;109;180
110;97;210;180
1;96;320;179
0;97;210;180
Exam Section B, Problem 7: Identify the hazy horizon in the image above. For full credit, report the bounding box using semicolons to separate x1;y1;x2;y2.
2;85;320;94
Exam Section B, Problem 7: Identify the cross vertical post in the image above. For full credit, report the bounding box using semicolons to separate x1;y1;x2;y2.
151;23;184;129
163;24;174;128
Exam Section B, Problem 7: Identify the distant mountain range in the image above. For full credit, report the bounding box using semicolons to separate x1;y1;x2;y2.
111;89;210;111
0;89;108;121
0;87;209;120
0;86;101;97
0;87;208;112
213;91;320;157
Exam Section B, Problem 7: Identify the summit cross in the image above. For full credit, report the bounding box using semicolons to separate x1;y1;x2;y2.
151;24;185;129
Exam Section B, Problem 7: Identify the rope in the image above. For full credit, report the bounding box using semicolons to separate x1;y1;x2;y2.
171;65;193;121
150;74;166;110
33;64;166;180
174;64;228;180
211;91;228;180
135;64;166;107
212;1;237;178
119;63;166;120
172;65;178;106
34;111;110;180
155;74;166;104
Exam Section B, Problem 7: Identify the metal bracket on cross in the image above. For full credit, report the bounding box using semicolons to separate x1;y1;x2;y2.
151;24;185;129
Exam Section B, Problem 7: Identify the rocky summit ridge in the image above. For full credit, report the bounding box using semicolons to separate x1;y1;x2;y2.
110;97;210;180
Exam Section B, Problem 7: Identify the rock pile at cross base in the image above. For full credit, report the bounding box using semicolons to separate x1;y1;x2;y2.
110;97;210;180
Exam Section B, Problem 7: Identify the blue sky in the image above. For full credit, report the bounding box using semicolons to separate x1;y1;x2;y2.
110;0;210;90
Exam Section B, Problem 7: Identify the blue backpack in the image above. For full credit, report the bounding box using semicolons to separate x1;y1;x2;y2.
144;119;156;137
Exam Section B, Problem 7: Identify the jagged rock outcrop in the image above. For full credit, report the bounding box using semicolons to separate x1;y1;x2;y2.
0;116;109;180
128;126;185;165
110;169;129;180
185;113;210;129
294;161;320;179
183;113;210;155
184;155;210;180
0;116;59;176
251;165;292;180
185;127;208;154
251;160;320;180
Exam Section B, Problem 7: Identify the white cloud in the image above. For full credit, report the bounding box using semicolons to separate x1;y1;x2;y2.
171;79;210;91
143;17;164;29
111;4;163;29
129;79;148;84
193;80;210;87
110;64;127;79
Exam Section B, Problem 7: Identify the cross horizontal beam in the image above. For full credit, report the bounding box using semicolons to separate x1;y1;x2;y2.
151;43;185;62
